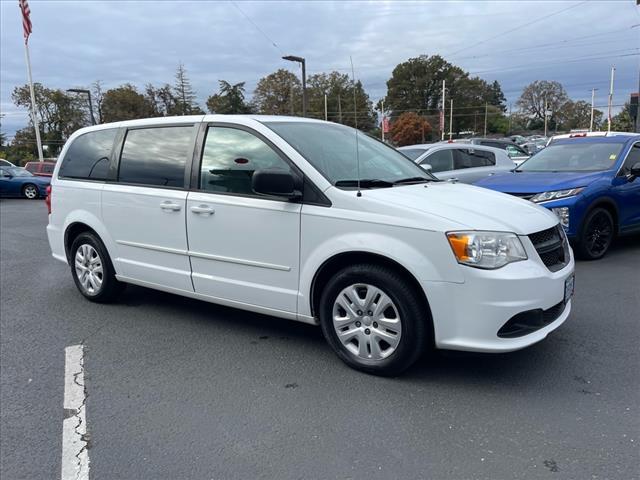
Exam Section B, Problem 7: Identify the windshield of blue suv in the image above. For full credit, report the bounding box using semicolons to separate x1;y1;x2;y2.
517;141;624;172
264;121;437;187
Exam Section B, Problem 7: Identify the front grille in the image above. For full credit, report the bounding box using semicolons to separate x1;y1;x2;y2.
497;301;566;338
528;225;568;272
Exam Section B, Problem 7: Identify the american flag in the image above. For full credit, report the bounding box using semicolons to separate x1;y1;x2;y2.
19;0;32;44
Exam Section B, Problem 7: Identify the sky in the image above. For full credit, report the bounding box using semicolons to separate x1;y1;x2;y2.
1;0;639;139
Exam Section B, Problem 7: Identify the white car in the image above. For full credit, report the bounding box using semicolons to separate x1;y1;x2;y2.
398;143;515;183
47;116;575;375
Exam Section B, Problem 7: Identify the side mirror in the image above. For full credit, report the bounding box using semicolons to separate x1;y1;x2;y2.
627;161;640;181
420;163;433;172
252;169;301;199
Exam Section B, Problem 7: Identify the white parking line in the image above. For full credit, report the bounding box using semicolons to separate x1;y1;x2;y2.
62;345;90;480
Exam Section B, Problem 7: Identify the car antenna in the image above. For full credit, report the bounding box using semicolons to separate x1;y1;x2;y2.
350;56;361;197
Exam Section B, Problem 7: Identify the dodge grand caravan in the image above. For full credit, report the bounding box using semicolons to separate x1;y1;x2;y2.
47;115;575;375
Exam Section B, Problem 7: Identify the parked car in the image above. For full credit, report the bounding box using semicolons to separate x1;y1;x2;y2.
47;116;574;375
0;159;16;167
398;143;515;183
510;135;527;145
475;132;640;260
455;138;530;165
521;138;547;155
24;160;56;177
0;166;50;199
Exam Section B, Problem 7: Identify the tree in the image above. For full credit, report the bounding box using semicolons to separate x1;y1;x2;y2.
101;84;155;122
306;71;377;130
383;55;507;135
12;83;87;155
557;100;602;131
610;102;634;132
206;80;253;114
390;112;432;146
174;63;203;115
516;80;568;129
254;69;302;115
91;80;105;124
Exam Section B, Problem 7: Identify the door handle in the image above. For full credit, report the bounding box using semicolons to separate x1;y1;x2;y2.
160;201;182;212
190;204;215;215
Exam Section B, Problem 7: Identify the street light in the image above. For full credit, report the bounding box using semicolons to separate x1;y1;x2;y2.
66;88;96;125
282;55;307;117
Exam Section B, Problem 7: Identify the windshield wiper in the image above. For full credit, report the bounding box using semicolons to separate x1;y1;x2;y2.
392;176;434;185
334;179;394;188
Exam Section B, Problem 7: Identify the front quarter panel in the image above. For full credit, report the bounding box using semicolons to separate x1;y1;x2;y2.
298;203;465;318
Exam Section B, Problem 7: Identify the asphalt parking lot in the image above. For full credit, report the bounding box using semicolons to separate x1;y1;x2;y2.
1;198;639;480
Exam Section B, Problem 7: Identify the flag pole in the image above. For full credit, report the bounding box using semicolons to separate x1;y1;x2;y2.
23;40;44;162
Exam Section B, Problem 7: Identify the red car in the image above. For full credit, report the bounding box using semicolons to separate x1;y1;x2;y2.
24;161;56;177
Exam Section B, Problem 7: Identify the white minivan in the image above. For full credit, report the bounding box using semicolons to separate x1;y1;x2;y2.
47;115;575;375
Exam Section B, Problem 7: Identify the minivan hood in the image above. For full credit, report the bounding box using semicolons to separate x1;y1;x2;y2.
474;170;605;193
357;182;557;235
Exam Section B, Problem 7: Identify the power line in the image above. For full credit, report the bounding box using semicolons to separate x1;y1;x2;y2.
229;1;283;54
445;1;588;57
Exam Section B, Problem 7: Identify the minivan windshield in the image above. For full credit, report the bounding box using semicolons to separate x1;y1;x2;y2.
517;141;624;172
264;121;436;187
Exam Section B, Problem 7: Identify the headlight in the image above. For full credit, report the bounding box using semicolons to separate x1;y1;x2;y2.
446;231;527;269
530;188;584;203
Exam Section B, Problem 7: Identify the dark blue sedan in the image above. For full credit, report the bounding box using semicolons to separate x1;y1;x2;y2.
0;166;50;199
475;133;640;260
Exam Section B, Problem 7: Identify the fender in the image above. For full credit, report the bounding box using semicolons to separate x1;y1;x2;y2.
298;229;465;318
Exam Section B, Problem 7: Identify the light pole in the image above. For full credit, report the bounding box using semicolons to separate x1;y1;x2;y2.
589;88;598;131
282;55;307;117
67;88;95;125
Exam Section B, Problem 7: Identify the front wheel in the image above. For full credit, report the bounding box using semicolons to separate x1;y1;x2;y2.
22;183;39;199
319;264;429;376
575;207;614;260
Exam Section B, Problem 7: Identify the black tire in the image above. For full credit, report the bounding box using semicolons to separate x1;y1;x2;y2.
575;207;615;260
319;264;430;376
69;232;124;303
22;183;39;199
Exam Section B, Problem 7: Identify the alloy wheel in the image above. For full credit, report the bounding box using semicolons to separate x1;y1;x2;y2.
24;185;38;199
332;283;402;360
74;244;104;295
585;211;613;257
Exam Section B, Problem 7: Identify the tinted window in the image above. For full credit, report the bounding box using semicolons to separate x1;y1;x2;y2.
59;129;117;180
423;149;454;172
200;127;292;195
43;163;55;173
621;143;640;174
400;148;428;160
454;149;496;169
118;126;195;187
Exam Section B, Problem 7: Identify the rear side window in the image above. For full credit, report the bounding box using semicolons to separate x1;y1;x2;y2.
454;149;496;169
43;163;55;174
422;149;454;173
118;126;195;188
59;129;117;180
25;163;37;173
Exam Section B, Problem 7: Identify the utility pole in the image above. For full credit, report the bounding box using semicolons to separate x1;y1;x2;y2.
324;94;327;121
449;99;453;141
338;94;342;123
589;88;598;131
484;102;488;136
289;85;294;115
441;79;446;141
381;99;385;141
508;103;512;134
607;65;615;133
544;96;548;137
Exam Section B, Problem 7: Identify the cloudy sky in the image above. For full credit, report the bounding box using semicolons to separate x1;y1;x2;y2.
1;0;638;138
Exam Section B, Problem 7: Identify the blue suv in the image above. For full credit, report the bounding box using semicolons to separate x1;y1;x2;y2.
475;133;640;259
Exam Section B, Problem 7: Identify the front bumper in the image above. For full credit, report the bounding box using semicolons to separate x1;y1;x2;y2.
425;236;575;353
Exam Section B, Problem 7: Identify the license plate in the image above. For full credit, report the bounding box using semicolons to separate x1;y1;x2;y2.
564;274;575;304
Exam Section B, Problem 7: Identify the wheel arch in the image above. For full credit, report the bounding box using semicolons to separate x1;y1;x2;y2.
309;251;435;344
63;216;117;269
582;196;619;236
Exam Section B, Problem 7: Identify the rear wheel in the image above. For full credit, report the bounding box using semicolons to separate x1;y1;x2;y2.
22;184;39;199
70;232;124;302
575;207;614;260
319;264;429;376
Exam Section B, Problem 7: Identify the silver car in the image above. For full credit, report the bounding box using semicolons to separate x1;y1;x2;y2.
398;143;516;183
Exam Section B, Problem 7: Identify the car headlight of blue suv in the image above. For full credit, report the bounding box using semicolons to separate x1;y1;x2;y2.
530;187;584;203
